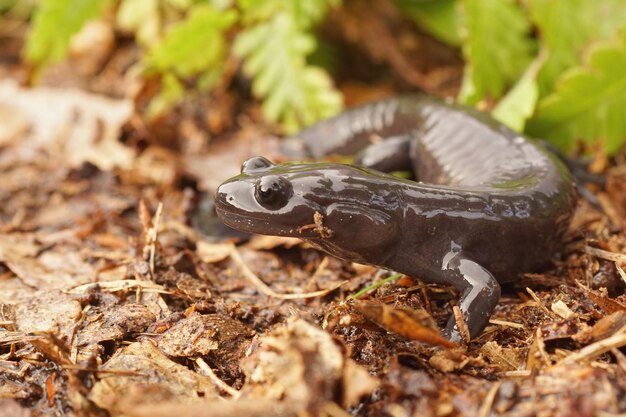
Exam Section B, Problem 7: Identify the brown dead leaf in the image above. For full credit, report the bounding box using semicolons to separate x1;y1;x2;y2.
0;233;102;299
0;79;134;170
89;341;220;414
540;319;580;341
342;359;379;408
480;341;522;372
579;285;626;314
0;103;29;146
157;269;212;300
157;314;253;361
428;348;482;373
240;317;378;413
355;302;455;348
77;303;156;346
9;290;82;347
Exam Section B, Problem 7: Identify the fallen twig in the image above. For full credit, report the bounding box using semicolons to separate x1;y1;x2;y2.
559;325;626;365
65;279;169;294
195;357;240;398
228;245;347;300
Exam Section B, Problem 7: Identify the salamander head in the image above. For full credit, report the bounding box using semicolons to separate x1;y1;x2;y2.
215;157;402;254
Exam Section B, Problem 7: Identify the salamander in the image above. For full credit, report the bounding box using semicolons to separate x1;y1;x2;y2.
214;95;577;342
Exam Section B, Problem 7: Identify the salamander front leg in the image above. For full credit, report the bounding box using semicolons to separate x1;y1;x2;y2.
439;244;501;342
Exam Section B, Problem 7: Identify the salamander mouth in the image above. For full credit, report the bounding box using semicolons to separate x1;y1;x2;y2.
215;205;293;236
215;204;325;239
215;206;258;228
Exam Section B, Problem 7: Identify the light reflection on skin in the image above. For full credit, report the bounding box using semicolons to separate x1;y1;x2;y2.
214;96;576;340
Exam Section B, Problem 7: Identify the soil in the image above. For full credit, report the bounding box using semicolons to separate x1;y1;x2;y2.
1;2;626;416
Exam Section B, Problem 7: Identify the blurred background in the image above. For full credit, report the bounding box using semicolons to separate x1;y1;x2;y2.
2;0;625;162
2;2;626;416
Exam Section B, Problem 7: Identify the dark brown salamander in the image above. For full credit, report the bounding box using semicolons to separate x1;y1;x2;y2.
214;95;577;341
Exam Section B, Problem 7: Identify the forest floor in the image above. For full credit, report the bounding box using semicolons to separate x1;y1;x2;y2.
2;5;626;417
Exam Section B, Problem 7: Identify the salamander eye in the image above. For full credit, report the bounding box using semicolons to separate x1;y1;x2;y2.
254;175;292;210
242;156;274;174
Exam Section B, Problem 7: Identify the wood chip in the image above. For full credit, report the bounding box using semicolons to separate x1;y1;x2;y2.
551;300;575;320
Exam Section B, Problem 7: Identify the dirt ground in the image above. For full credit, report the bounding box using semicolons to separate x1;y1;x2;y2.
2;5;626;417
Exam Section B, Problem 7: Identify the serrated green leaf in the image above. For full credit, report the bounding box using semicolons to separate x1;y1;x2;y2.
528;0;590;97
458;0;535;105
145;5;237;78
529;0;626;97
25;0;111;68
526;39;626;154
394;0;460;46
234;12;342;133
492;52;545;131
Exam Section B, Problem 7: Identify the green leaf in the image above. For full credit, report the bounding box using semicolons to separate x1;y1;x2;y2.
492;51;545;132
394;0;460;46
25;0;111;68
145;5;237;78
1;0;36;17
142;5;237;117
529;0;626;97
458;0;535;105
528;0;591;97
165;0;193;9
146;72;185;119
0;0;18;13
238;0;340;28
526;39;626;154
588;0;626;41
234;12;342;133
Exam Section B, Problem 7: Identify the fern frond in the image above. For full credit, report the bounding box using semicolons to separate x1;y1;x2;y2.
145;5;237;79
238;0;339;28
25;0;111;68
141;5;236;117
234;11;342;133
394;0;460;46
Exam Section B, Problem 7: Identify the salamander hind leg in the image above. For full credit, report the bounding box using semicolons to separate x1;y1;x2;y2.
439;243;501;342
